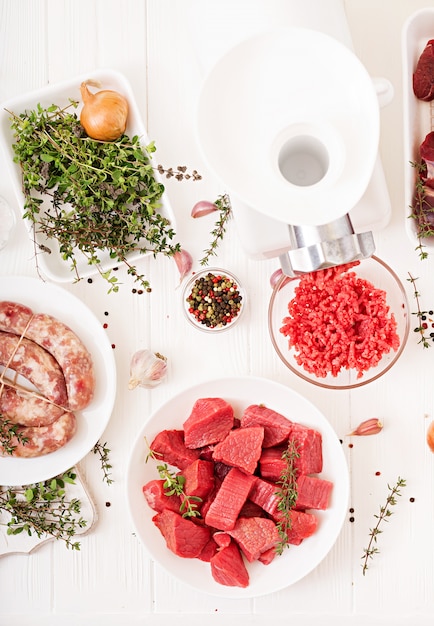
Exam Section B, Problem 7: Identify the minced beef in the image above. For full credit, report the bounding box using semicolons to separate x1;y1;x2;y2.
279;262;400;379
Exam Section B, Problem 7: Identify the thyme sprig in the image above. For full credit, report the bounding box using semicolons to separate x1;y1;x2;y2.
407;273;434;348
200;193;233;266
361;476;406;575
0;418;29;455
0;469;86;550
8;101;182;293
145;445;202;518
409;160;431;260
92;441;114;485
274;439;299;555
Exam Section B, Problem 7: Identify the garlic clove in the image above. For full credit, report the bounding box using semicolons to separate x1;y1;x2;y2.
347;418;383;436
191;200;218;218
174;249;193;284
128;349;167;390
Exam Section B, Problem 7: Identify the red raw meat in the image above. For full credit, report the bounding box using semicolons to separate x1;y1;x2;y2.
258;446;287;482
238;499;267;519
142;479;182;513
210;540;249;588
198;537;218;562
295;474;333;511
227;516;280;562
183;398;234;448
258;547;277;565
149;429;200;470
420;131;434;187
182;459;215;499
152;509;211;558
287;424;323;474
212;425;264;474
285;510;318;545
205;467;256;531
214;532;232;548
240;404;293;447
248;476;280;518
413;39;434;101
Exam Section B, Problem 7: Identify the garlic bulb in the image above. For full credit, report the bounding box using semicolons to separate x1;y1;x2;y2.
128;349;168;390
80;81;129;141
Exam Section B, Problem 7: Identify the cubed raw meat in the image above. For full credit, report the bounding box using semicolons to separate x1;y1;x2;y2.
205;467;256;531
258;446;286;482
142;479;182;513
240;404;293;447
152;509;211;558
210;540;249;588
227;516;280;562
287;423;323;474
212;425;264;474
248;476;280;518
183;398;234;448
149;429;200;470
295;474;333;510
182;459;215;499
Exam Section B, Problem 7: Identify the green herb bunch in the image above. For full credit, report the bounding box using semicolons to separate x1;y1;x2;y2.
9;101;180;292
200;193;233;266
274;439;299;554
0;469;86;550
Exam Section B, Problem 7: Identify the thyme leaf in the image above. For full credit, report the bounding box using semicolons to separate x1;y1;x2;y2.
274;439;299;555
200;193;233;266
8;102;181;293
0;417;29;455
92;440;114;485
407;273;434;348
361;476;406;575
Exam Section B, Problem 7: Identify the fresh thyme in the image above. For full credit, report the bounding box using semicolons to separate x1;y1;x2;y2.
0;418;29;455
92;440;114;485
145;445;202;518
361;476;406;575
8;101;182;293
409;160;431;260
274;439;299;555
408;273;434;347
200;193;233;266
0;469;86;550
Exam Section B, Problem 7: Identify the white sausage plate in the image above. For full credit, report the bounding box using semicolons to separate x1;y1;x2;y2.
0;276;116;486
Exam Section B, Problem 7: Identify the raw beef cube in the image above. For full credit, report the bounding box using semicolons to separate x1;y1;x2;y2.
248;476;280;518
413;39;434;101
227;516;280;562
285;510;318;545
149;429;200;470
183;398;234;448
240;404;293;447
182;459;215;499
197;537;218;562
295;474;333;511
258;547;277;565
238;499;267;519
212;425;264;474
210;540;249;588
213;532;232;548
259;446;287;482
205;467;255;531
287;423;323;474
142;479;182;513
152;509;211;558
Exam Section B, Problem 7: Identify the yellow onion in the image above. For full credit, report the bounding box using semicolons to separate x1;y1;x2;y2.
80;81;129;141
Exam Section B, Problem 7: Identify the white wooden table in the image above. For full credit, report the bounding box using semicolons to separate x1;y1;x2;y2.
0;1;433;624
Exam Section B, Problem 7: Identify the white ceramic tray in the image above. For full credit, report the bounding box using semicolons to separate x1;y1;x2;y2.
0;68;175;282
402;9;434;249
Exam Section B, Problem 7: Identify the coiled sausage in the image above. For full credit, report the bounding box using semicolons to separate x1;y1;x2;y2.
0;385;65;427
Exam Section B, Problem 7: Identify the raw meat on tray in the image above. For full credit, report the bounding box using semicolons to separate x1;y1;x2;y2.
144;397;333;589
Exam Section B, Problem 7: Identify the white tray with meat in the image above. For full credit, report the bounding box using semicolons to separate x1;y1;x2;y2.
403;8;434;250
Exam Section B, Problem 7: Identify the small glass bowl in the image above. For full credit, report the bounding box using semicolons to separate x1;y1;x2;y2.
268;256;410;389
182;268;246;333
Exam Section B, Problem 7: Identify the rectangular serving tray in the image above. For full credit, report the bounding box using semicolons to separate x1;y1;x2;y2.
402;8;434;250
0;68;175;282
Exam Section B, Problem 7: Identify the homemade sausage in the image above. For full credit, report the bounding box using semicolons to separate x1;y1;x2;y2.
0;331;68;406
0;385;65;427
0;301;95;411
0;411;77;458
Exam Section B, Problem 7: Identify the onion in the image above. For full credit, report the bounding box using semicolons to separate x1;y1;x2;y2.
80;81;129;141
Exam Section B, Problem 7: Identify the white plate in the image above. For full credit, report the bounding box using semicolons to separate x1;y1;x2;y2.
0;68;175;282
126;376;349;598
0;276;116;486
402;8;434;248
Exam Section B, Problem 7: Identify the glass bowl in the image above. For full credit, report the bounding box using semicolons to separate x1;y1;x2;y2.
268;256;410;389
182;268;245;333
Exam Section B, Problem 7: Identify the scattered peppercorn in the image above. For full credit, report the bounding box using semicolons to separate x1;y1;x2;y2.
375;471;381;476
349;516;355;523
409;497;415;503
185;272;243;329
87;278;93;284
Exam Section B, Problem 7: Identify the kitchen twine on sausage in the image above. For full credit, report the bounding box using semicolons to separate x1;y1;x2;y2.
0;314;66;410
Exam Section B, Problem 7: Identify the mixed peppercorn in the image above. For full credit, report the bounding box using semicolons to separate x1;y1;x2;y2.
185;272;243;329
